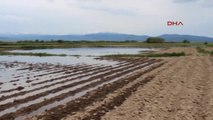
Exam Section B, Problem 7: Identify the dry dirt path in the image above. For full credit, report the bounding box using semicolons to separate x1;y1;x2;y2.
101;56;213;120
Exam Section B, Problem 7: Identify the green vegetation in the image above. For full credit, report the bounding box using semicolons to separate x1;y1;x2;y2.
0;40;206;51
196;47;213;55
0;51;67;57
0;40;211;57
207;43;213;47
196;47;206;53
145;37;165;43
182;40;190;43
103;52;185;58
144;52;185;57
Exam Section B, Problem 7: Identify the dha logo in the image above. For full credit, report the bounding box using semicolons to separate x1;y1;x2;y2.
167;21;183;26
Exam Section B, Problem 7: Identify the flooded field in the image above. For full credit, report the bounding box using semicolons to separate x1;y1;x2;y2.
0;48;164;120
2;48;155;65
11;48;153;56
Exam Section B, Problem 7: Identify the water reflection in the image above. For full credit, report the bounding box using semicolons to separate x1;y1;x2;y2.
1;48;155;65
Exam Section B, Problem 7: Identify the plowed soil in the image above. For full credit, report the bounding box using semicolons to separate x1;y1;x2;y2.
64;47;213;120
1;47;212;120
0;57;164;120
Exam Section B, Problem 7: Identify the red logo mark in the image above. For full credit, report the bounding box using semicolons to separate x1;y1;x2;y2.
167;21;183;26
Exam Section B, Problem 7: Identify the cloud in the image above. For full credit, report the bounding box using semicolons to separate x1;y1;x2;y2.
0;15;30;22
67;0;139;16
173;0;199;3
46;0;54;2
0;0;212;37
77;0;102;2
173;0;213;8
78;5;137;16
46;0;102;3
174;0;213;6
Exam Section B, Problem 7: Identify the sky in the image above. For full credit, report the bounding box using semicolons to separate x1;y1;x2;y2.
0;0;212;37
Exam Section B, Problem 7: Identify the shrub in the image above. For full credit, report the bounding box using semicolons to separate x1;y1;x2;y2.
145;37;165;43
182;40;190;43
145;52;185;57
57;40;64;43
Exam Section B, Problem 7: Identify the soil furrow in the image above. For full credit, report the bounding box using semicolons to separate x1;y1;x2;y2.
0;59;156;113
0;59;160;119
33;62;165;120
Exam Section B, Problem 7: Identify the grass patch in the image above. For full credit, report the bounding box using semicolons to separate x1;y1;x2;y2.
103;52;185;58
207;43;213;47
0;41;208;52
145;52;185;57
0;51;67;57
196;47;207;53
0;41;210;57
196;47;213;55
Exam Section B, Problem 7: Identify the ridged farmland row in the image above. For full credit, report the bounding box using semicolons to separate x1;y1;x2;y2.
0;58;164;120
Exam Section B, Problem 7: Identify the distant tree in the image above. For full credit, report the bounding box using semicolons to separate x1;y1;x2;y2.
145;37;165;43
182;39;190;43
57;40;64;43
125;40;137;42
204;42;208;45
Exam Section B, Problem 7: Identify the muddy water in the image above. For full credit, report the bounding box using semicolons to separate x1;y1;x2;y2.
0;48;154;92
15;62;158;120
0;62;129;106
11;48;154;56
0;66;113;105
0;48;157;119
0;60;159;119
0;65;103;97
4;47;154;65
0;56;118;65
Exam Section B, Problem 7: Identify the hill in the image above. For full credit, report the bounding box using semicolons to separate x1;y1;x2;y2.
159;34;213;42
0;33;212;42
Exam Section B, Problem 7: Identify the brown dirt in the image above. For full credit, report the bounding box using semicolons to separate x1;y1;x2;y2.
101;48;213;120
32;61;164;120
156;47;198;56
206;47;213;51
1;47;212;120
0;58;162;120
64;47;213;120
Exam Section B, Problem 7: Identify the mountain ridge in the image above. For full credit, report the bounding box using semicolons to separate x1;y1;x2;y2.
0;33;212;42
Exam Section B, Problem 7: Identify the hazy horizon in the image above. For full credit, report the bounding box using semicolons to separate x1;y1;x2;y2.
0;0;212;37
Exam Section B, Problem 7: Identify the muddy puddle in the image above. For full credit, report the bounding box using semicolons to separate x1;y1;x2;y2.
0;48;159;120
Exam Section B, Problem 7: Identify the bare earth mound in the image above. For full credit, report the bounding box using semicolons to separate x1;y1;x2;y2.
64;47;213;120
